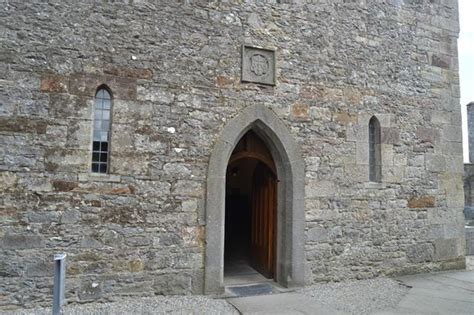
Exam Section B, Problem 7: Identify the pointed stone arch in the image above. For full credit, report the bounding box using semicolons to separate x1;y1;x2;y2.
204;104;306;294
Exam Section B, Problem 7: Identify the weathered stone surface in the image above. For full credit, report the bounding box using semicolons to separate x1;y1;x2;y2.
0;117;48;134
0;172;18;191
52;180;79;192
408;196;436;208
181;199;198;213
425;154;446;172
152;274;192;295
129;259;144;272
307;226;328;242
26;261;53;277
466;228;474;255
467;103;474;163
431;54;451;69
1;234;45;249
61;209;81;224
103;66;153;79
416;127;440;144
0;262;20;277
79;280;103;301
172;181;203;197
40;74;68;93
334;111;357;126
433;238;463;261
291;102;310;121
381;128;400;145
125;236;152;247
406;243;434;263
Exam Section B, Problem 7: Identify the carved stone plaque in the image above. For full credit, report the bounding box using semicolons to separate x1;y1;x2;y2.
241;45;276;86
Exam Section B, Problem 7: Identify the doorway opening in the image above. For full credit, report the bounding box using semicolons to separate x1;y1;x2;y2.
204;104;306;294
224;130;277;284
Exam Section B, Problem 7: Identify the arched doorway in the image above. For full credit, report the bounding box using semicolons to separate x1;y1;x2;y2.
204;104;305;294
225;131;277;280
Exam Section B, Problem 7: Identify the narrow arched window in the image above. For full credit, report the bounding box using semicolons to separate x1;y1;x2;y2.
369;116;381;182
91;87;112;173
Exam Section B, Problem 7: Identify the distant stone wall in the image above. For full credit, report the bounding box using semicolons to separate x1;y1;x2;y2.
464;164;474;220
467;102;474;163
0;0;464;310
466;228;474;256
465;103;474;222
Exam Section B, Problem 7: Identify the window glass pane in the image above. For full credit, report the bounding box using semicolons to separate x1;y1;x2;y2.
92;152;100;161
101;142;108;152
95;98;103;109
99;164;107;173
93;141;100;151
92;163;99;173
102;120;109;131
94;120;101;129
100;153;108;162
102;89;111;100
102;99;111;110
96;89;105;99
102;110;110;120
93;131;101;141
94;109;102;119
101;131;108;141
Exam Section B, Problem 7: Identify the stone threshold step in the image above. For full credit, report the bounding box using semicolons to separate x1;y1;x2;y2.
224;282;296;298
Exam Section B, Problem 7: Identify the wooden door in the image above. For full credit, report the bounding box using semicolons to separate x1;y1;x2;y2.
250;162;277;278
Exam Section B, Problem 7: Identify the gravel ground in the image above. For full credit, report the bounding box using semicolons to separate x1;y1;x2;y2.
0;296;239;315
297;277;410;315
3;273;453;315
1;278;408;315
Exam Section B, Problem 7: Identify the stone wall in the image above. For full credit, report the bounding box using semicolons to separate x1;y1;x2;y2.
466;227;474;255
464;164;474;220
0;0;465;310
464;103;474;221
467;102;474;163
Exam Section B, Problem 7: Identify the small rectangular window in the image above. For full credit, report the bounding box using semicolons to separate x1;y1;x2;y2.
369;117;382;182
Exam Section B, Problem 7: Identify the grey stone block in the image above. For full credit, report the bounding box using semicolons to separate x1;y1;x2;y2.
1;234;45;249
26;260;53;277
466;228;474;256
406;243;434;263
0;261;20;277
61;209;81;224
434;238;462;261
307;226;328;242
152;274;192;295
79;280;103;301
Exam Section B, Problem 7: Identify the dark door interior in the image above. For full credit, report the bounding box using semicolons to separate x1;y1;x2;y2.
224;131;277;279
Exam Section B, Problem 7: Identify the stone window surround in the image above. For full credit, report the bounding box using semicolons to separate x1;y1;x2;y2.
204;104;306;294
353;113;395;188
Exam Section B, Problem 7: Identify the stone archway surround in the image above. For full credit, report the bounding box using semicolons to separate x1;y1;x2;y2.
204;104;306;294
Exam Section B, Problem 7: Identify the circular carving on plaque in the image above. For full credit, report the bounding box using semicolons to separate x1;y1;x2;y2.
249;54;269;77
